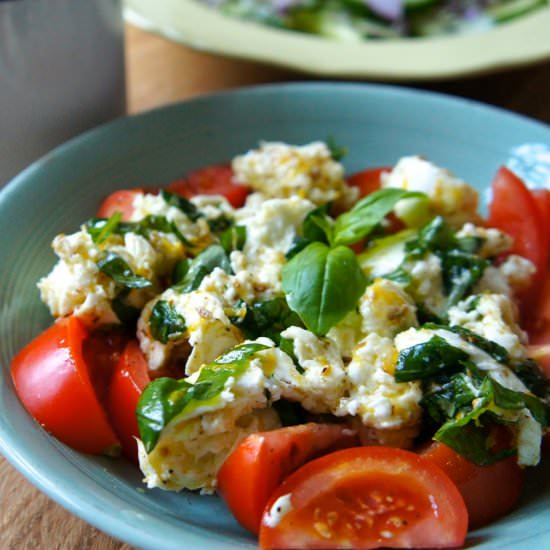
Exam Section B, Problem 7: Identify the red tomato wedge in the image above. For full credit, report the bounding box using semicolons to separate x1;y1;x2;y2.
107;340;150;463
217;423;358;535
259;447;468;549
531;188;550;265
420;440;523;528
11;316;119;455
166;164;250;208
487;166;546;285
347;167;391;198
96;189;143;221
82;327;130;406
527;271;550;343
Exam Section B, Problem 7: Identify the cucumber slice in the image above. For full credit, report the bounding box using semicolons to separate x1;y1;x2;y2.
485;0;547;23
358;229;417;279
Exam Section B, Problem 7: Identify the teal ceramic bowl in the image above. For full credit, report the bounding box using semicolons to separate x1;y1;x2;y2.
0;83;549;549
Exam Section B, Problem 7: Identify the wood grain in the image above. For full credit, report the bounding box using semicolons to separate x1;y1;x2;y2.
1;22;549;550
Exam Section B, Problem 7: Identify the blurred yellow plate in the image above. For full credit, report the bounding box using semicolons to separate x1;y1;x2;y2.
124;0;550;80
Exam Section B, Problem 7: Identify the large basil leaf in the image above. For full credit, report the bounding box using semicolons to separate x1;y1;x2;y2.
173;244;231;293
394;334;470;382
137;342;268;452
332;188;424;246
282;242;367;336
149;300;187;344
97;252;152;289
160;189;202;222
230;296;303;343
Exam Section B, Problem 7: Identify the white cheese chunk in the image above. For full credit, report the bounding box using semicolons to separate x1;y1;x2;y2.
232;141;357;207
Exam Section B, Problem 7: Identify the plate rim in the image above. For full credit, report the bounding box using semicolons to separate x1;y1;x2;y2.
124;0;550;80
1;81;550;550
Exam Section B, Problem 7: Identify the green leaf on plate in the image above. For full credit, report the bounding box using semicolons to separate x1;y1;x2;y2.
282;241;367;336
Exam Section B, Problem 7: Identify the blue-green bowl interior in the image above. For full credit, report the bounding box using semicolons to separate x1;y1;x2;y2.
0;83;549;549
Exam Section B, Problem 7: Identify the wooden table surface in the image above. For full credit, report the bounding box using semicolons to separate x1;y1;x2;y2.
1;22;549;550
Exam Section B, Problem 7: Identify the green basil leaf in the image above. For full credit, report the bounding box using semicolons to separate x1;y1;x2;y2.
86;212;122;244
220;225;246;253
230;297;303;343
326;136;347;161
173;244;231;293
435;419;514;466
149;300;187;344
333;188;425;246
395;334;470;382
405;216;455;258
303;204;333;244
171;258;192;286
513;358;550;399
424;323;510;365
441;250;489;307
97;252;152;289
208;215;233;234
136;377;193;453
279;337;305;374
161;189;203;222
136;342;269;452
111;288;141;324
421;372;478;423
282;242;367;336
285;236;311;260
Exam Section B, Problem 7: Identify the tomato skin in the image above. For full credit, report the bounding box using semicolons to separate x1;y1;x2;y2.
420;440;523;528
96;189;143;221
347;167;391;198
531;188;550;265
217;423;358;535
166;164;250;208
487;167;545;300
10;316;119;455
259;446;467;550
106;340;150;463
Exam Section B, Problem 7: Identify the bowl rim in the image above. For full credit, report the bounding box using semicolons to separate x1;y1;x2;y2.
124;0;550;80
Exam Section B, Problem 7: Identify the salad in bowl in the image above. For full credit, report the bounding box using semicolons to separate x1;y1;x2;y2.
10;139;550;548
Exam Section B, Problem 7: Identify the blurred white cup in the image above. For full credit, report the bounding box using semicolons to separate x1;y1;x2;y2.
0;0;126;186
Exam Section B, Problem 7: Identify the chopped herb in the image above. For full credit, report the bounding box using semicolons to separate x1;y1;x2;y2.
220;225;246;253
97;252;152;289
160;190;203;222
280;337;305;374
208;215;233;234
173;244;232;293
395;334;470;382
231;296;303;343
149;300;187;344
111;288;141;324
326;136;348;161
86;212;122;244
